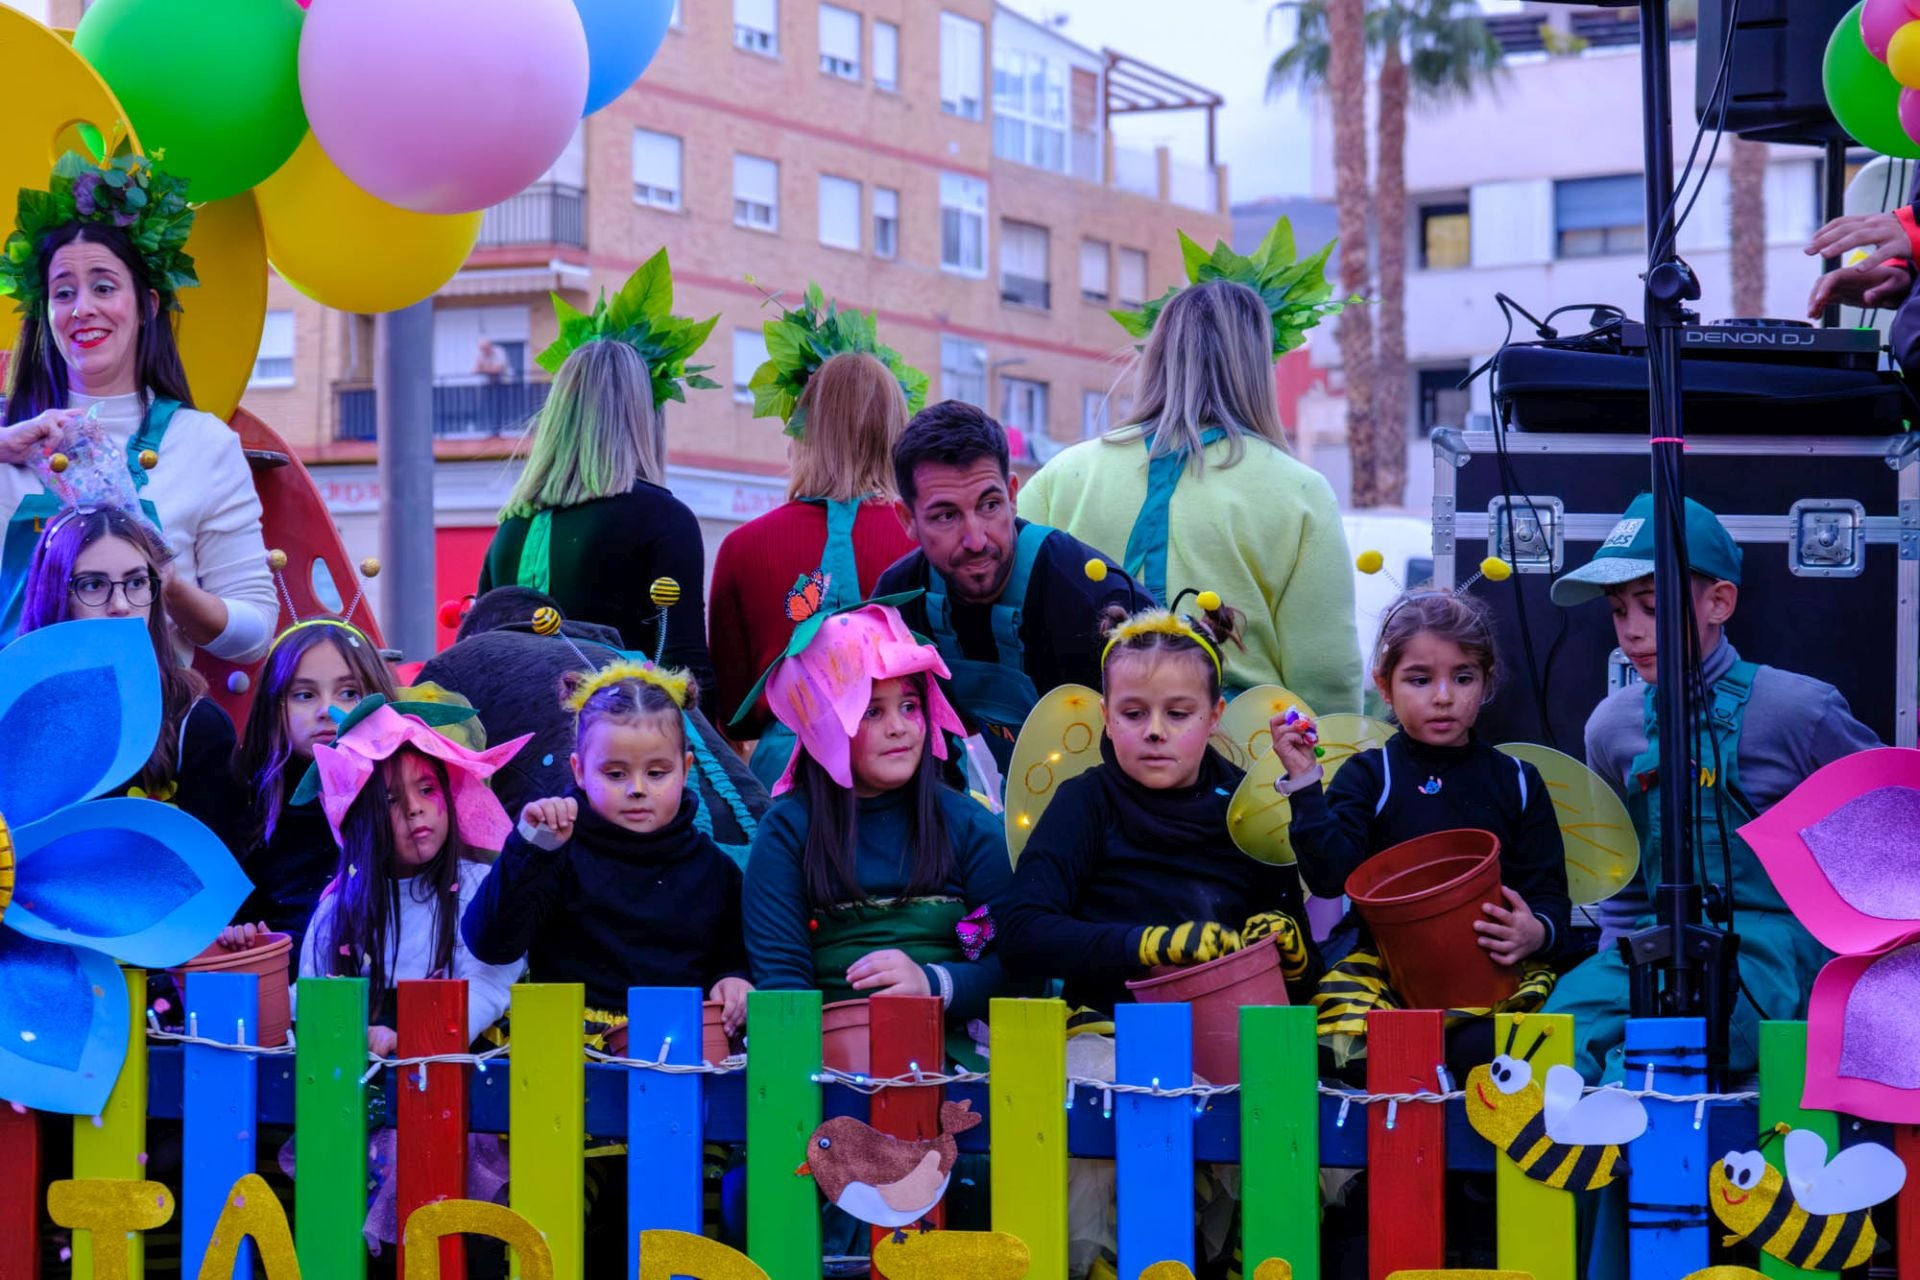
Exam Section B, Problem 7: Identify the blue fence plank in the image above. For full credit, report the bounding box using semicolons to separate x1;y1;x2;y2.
1626;1017;1712;1280
1114;1003;1195;1280
626;986;705;1260
182;973;260;1279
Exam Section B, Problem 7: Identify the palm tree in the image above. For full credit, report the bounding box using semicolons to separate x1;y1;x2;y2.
1272;1;1503;508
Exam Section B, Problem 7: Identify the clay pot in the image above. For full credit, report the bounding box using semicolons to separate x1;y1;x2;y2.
701;1000;740;1064
1125;934;1290;1084
172;933;294;1046
821;998;870;1074
1347;828;1517;1010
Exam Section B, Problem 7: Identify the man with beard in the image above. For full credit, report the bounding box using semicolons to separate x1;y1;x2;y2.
874;401;1149;772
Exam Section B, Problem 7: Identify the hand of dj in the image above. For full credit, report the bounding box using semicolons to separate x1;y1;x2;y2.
1806;211;1909;269
1138;921;1241;968
1806;259;1913;318
1474;886;1547;967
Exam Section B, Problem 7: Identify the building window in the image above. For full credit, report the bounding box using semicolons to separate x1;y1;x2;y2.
1079;238;1110;304
1419;202;1471;270
819;4;860;80
1418;365;1473;437
874;20;900;91
939;173;987;276
250;310;295;387
819;174;861;251
941;336;988;408
940;12;984;120
1116;247;1148;308
993;46;1068;173
1081;389;1110;439
1000;219;1051;310
1554;174;1644;258
1002;377;1049;450
632;129;682;210
733;154;779;231
732;328;770;403
874;186;900;259
734;0;778;55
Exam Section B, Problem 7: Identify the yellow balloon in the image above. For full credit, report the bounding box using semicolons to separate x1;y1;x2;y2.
1893;22;1920;91
254;132;481;314
1227;713;1395;865
1005;684;1105;865
175;191;266;421
1497;742;1640;907
1210;684;1315;772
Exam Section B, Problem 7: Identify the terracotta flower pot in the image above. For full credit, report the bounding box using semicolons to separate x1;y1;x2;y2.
172;932;294;1047
1346;828;1517;1011
1125;934;1290;1085
821;998;870;1074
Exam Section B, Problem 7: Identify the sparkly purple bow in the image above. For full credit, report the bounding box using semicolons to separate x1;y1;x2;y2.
957;904;996;961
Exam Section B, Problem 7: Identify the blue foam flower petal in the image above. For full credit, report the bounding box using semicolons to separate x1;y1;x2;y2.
0;618;160;826
0;929;128;1116
9;798;251;967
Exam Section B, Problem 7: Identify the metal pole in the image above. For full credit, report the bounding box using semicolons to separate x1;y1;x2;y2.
375;299;437;660
1821;138;1847;328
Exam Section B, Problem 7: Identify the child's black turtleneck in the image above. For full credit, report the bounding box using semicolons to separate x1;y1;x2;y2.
462;788;747;1011
1288;731;1571;958
239;791;337;969
997;738;1318;1013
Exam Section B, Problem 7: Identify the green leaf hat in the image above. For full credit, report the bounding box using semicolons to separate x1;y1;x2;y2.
1109;217;1358;359
0;149;198;318
747;281;929;439
535;247;722;407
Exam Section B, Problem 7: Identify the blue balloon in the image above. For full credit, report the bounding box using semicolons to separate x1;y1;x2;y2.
574;0;675;116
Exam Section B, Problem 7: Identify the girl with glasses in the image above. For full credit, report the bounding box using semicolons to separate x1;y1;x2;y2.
19;505;243;852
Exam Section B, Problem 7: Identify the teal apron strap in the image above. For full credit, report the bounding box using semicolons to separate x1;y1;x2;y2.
128;397;179;490
988;521;1050;670
1120;426;1224;608
515;509;553;594
813;497;865;611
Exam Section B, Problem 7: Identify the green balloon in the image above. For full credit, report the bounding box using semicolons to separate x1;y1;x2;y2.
1826;1;1920;159
75;0;308;204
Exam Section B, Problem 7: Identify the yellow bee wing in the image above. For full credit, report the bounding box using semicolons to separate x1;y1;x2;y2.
1004;684;1105;866
1227;714;1394;866
1210;685;1315;771
1497;742;1640;907
1788;1130;1907;1215
1542;1065;1647;1145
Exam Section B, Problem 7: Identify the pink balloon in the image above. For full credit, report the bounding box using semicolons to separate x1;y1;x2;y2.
298;0;589;215
1867;0;1911;59
1900;86;1920;149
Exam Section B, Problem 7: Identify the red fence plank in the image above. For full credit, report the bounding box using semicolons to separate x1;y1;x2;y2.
0;1105;38;1280
1899;1125;1920;1280
868;996;947;1279
397;980;469;1280
1366;1010;1446;1280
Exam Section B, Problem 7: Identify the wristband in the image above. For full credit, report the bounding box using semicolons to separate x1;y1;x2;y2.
927;963;955;1009
1897;206;1920;265
1273;763;1324;796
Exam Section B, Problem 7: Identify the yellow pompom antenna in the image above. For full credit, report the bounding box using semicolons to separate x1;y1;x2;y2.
531;606;563;636
1084;558;1108;583
266;548;288;571
1480;556;1514;583
1196;590;1222;612
360;557;382;579
1355;549;1384;575
650;576;682;607
565;660;694;713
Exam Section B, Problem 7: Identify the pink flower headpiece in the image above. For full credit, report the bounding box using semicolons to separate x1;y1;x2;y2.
306;701;532;852
762;603;965;794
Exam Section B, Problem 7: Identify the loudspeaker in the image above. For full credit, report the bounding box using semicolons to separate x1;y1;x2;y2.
1696;0;1856;144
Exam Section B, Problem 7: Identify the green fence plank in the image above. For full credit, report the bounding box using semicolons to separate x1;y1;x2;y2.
1241;1005;1320;1280
746;989;822;1280
294;976;369;1280
1760;1021;1839;1280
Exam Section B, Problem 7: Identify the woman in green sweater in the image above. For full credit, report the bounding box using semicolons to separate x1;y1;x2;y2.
1018;275;1362;715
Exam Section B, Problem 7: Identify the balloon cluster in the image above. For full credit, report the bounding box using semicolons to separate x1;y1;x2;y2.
66;0;675;313
1828;0;1920;159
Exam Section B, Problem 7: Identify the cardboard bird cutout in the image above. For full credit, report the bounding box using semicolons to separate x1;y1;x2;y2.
798;1100;982;1238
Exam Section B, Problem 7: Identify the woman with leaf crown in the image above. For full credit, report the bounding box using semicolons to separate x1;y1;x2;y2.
1018;220;1364;716
708;283;927;788
479;248;719;697
0;149;277;663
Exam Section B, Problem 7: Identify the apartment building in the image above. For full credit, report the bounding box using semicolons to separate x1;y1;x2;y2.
216;1;1229;606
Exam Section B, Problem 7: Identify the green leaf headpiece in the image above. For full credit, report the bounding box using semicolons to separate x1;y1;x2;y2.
534;247;722;407
0;149;198;318
1109;217;1357;359
747;281;929;439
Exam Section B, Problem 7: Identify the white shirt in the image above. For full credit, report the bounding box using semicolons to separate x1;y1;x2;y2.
0;391;278;663
299;859;526;1044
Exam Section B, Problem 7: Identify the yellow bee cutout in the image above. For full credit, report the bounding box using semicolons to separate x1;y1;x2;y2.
1709;1127;1906;1271
1464;1021;1647;1191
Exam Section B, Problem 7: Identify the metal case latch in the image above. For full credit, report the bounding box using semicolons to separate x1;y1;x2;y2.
1486;496;1565;573
1789;499;1866;578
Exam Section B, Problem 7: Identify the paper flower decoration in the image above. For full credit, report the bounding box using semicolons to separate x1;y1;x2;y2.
1741;748;1920;1122
0;618;248;1115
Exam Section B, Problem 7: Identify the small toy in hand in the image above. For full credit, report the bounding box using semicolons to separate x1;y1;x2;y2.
1283;706;1324;757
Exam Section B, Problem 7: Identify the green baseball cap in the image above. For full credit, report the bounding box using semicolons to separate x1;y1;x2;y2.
1550;493;1743;606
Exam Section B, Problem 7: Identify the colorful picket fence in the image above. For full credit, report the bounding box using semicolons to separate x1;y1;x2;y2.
1;973;1915;1280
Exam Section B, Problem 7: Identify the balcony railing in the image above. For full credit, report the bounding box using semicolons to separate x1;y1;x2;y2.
477;184;585;249
1000;273;1051;311
336;378;552;442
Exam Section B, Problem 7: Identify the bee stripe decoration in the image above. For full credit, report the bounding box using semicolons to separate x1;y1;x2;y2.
1465;1015;1648;1193
1708;1125;1905;1272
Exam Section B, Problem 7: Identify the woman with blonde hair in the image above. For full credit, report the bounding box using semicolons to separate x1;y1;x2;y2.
710;333;924;786
1019;274;1362;713
479;255;718;695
